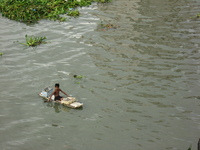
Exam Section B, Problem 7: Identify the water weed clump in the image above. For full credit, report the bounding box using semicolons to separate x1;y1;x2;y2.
0;0;112;24
73;74;85;79
196;14;200;18
67;10;80;17
100;21;119;31
21;35;47;47
0;52;4;56
73;74;86;84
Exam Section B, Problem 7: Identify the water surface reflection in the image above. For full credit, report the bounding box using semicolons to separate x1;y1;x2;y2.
0;0;200;150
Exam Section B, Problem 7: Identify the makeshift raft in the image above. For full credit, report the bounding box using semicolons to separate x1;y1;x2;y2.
39;87;83;109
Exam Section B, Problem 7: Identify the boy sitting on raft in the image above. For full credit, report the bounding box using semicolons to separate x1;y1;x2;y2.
47;83;70;102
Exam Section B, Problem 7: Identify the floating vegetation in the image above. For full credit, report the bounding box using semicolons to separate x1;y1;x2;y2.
0;0;112;24
100;21;119;31
73;74;85;79
52;124;58;127
21;35;47;47
190;14;200;20
187;145;192;150
52;124;64;128
67;10;80;17
196;14;200;18
0;52;4;56
73;74;86;84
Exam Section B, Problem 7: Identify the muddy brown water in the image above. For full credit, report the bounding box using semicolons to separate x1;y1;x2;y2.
0;0;200;150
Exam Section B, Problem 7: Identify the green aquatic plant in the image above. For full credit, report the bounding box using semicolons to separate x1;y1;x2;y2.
196;14;200;18
190;14;200;20
52;124;58;127
0;52;4;56
75;81;81;84
0;0;112;24
96;0;111;2
21;35;46;47
73;74;85;79
67;10;80;17
187;145;192;150
73;74;86;84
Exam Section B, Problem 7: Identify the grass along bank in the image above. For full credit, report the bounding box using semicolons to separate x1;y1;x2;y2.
0;0;111;24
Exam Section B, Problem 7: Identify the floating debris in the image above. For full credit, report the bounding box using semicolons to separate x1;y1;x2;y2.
52;124;64;128
73;75;85;79
100;21;119;31
52;124;58;127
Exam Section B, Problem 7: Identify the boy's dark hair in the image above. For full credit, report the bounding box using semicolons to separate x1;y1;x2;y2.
55;83;59;87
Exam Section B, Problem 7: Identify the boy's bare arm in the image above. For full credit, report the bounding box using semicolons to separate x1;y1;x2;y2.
60;89;70;97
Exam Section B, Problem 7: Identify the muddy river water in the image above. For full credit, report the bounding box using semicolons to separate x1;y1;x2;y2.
0;0;200;150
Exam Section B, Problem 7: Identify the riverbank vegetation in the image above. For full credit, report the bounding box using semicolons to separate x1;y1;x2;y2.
0;0;111;24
